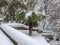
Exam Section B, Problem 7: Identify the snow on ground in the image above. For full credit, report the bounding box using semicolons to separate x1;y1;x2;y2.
18;30;41;36
0;30;14;45
18;29;60;45
3;23;60;45
32;36;50;45
18;30;50;45
1;24;42;45
1;23;60;45
1;24;50;45
49;40;60;45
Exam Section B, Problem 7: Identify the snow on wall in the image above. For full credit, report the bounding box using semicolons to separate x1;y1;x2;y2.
2;23;38;30
1;23;50;45
0;30;14;45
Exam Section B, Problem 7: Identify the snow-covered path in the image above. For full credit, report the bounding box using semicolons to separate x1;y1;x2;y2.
0;30;14;45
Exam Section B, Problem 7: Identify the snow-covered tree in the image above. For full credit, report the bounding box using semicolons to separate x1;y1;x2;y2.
17;11;46;35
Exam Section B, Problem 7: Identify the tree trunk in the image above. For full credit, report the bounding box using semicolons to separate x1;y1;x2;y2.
12;15;15;21
29;22;32;35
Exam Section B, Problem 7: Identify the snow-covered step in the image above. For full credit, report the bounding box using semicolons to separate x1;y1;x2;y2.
0;30;14;45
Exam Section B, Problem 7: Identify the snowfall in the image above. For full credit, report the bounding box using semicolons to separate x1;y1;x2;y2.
0;23;60;45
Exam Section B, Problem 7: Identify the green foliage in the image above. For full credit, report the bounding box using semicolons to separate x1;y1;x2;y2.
6;0;27;21
38;15;46;21
28;12;46;27
25;0;35;11
0;0;8;7
19;2;27;10
16;11;46;27
28;12;46;22
28;12;38;22
10;0;27;10
17;12;25;21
